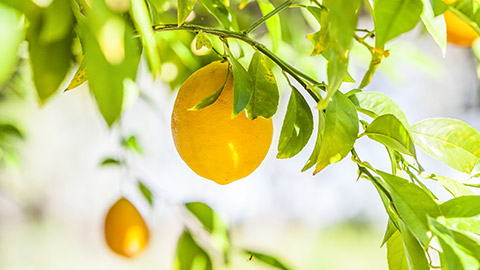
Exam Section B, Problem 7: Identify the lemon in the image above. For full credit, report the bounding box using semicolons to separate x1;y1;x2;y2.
104;198;149;257
171;61;273;185
443;0;479;47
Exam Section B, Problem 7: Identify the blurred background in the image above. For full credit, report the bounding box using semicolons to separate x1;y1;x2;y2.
1;1;480;269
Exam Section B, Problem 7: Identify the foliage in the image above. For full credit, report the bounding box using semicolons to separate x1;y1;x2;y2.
3;0;480;268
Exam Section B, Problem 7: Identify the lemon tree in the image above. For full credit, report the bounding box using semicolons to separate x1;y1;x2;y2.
3;0;480;269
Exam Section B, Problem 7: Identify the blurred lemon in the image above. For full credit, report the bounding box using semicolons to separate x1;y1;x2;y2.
443;0;479;47
104;198;149;257
171;61;273;185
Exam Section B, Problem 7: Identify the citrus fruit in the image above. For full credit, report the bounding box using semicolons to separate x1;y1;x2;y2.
104;198;149;257
443;0;479;47
171;61;273;185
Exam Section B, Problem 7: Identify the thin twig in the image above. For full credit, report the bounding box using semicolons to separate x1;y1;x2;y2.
151;24;322;102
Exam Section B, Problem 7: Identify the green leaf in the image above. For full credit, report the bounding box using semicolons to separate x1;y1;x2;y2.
185;202;217;233
411;118;480;174
189;69;229;111
386;231;409;270
175;230;213;270
246;52;279;119
313;91;359;174
302;110;325;171
138;181;154;207
471;158;480;177
65;63;87;91
435;175;474;197
40;0;73;43
429;218;480;270
122;135;143;154
396;221;430;270
306;6;330;56
100;158;121;166
376;170;441;244
0;3;23;87
0;124;24;140
177;0;196;26
243;249;292;270
348;91;409;129
277;87;313;159
185;202;230;264
323;0;360;53
381;218;398;247
374;0;423;49
256;0;281;52
131;0;161;76
363;114;416;156
228;53;253;116
372;177;429;270
420;0;447;55
445;217;480;235
440;196;480;218
317;0;360;109
195;31;212;50
77;0;141;126
198;0;238;30
27;2;74;103
432;0;448;16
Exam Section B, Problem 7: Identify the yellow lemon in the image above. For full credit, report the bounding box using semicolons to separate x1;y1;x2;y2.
171;61;273;185
104;198;149;257
443;0;479;47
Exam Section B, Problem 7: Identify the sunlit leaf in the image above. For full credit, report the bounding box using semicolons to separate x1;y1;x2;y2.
376;170;440;244
138;180;154;207
257;0;281;52
440;196;480;218
122;135;143;154
302;110;325;171
175;230;213;270
348;91;409;129
185;202;231;264
386;231;409;270
0;3;23;87
411;118;480;174
195;31;212;50
27;1;74;103
277;87;313;159
0;123;24;140
40;0;74;43
246;52;278;119
381;218;398;247
429;217;480;269
189;69;229;111
227;52;253;116
65;63;87;91
77;0;141;126
374;0;423;49
100;158;121;166
313;92;358;174
198;0;238;30
177;0;196;26
420;0;447;55
131;0;161;76
363;114;416;156
317;0;360;109
396;221;430;270
435;175;474;197
243;249;292;270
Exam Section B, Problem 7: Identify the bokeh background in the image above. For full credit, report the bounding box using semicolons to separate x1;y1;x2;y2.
1;3;480;269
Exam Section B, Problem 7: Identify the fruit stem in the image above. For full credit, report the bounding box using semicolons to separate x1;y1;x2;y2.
151;23;322;103
243;0;294;35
